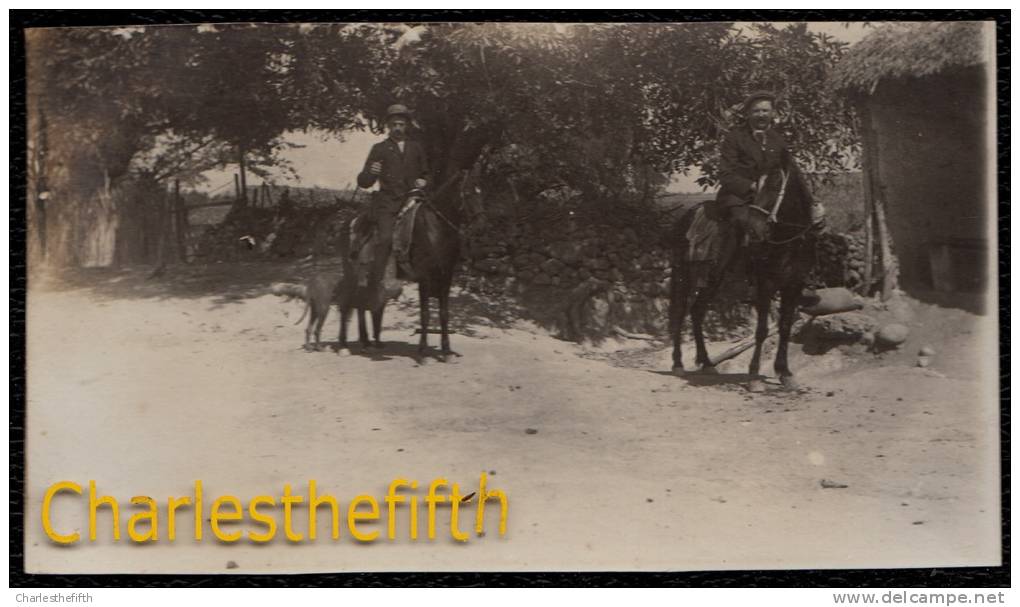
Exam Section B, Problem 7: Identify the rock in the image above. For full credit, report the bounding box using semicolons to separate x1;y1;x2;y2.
584;295;612;333
876;323;910;348
919;345;936;356
800;287;863;316
541;258;566;276
820;479;849;489
808;311;876;341
524;428;538;435
917;356;931;368
548;241;582;265
474;259;502;273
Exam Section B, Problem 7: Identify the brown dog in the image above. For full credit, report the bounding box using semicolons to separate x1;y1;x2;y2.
271;269;388;352
271;277;337;351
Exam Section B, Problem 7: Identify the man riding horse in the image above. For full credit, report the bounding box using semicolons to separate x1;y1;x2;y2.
355;103;430;295
715;91;822;239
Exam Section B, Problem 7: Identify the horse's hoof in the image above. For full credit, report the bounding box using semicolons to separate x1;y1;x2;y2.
671;365;686;377
337;348;352;357
780;375;801;390
697;365;719;375
436;354;448;363
747;378;767;393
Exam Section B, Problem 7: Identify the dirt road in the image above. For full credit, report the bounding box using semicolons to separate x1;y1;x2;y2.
24;264;1000;573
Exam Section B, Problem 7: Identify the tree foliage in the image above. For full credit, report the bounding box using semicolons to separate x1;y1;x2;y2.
27;21;859;266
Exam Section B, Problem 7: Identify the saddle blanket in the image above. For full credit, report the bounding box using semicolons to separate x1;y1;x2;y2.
685;204;722;263
392;198;423;277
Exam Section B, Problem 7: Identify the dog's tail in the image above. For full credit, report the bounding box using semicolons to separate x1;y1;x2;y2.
294;301;310;325
269;282;307;300
270;282;310;325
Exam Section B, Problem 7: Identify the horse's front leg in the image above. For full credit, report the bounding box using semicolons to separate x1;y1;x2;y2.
337;305;351;354
669;248;690;375
437;286;453;362
774;282;802;390
747;281;773;392
370;305;385;348
417;283;430;358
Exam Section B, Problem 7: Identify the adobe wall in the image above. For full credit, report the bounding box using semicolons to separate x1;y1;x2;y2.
866;66;990;293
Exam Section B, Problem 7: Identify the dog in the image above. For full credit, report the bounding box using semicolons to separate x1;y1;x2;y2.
270;267;389;353
271;276;338;351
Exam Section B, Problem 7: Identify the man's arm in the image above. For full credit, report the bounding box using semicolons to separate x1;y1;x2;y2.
357;144;382;189
717;131;754;195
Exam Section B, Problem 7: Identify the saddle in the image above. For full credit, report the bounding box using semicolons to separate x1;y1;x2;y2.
685;203;725;263
347;216;401;298
392;196;424;279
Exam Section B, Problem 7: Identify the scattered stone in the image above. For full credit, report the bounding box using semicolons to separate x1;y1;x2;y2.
808;312;876;342
525;428;538;435
876;323;910;348
820;479;849;489
226;561;238;569
919;345;936;357
917;356;931;368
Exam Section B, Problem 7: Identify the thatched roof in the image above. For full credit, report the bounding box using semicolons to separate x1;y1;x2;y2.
831;22;989;95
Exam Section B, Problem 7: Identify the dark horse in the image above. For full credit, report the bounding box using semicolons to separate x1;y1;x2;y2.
403;170;481;362
669;155;818;392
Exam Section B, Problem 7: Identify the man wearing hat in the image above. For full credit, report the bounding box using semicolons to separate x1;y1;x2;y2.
355;104;430;292
715;91;804;234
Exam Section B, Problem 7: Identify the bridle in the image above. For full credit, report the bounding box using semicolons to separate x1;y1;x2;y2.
746;169;815;246
404;170;483;237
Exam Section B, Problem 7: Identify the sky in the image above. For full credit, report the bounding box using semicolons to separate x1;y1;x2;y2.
195;22;875;195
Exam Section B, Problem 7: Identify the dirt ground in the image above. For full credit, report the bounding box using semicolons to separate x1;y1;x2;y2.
23;262;1001;574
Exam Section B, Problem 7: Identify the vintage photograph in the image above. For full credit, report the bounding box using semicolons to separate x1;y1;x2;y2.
21;19;1000;574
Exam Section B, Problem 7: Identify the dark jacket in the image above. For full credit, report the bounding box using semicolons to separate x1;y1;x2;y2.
716;125;790;207
356;137;430;207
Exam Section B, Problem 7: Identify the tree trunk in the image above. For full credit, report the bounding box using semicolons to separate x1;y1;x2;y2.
237;145;248;207
79;169;120;268
174;179;188;262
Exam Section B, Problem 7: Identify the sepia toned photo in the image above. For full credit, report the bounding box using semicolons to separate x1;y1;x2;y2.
20;18;1001;575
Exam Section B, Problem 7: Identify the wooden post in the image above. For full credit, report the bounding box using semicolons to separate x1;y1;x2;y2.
173;179;187;262
874;195;897;300
859;105;876;296
234;173;241;203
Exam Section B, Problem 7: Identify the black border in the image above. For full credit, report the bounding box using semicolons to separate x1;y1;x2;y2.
9;9;1010;588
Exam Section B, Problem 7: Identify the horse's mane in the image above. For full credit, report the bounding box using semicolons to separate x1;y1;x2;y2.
757;156;813;227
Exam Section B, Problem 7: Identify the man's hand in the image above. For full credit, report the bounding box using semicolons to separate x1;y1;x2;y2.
369;161;383;176
414;178;427;189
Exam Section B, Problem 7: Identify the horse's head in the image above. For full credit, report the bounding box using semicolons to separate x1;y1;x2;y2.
744;156;815;245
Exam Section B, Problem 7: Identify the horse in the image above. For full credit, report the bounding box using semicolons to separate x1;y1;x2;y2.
399;170;482;362
668;156;818;392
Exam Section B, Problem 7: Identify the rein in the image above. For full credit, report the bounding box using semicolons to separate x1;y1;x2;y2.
746;168;813;245
413;170;479;237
